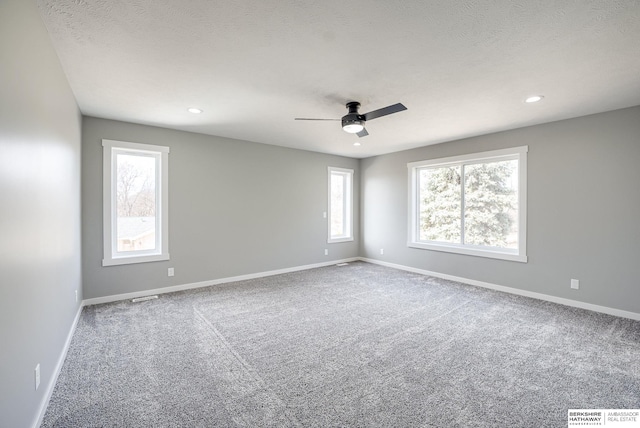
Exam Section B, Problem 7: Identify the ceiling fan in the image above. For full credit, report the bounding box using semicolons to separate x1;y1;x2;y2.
295;101;407;137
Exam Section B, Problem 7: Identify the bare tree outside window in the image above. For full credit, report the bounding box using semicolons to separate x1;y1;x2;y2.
116;153;156;252
102;139;169;266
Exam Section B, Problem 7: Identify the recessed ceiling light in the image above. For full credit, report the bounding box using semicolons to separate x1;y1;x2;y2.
187;107;203;114
353;142;361;147
524;95;544;103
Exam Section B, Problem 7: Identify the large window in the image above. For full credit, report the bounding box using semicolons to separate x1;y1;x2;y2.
408;146;527;262
102;140;169;266
328;167;354;243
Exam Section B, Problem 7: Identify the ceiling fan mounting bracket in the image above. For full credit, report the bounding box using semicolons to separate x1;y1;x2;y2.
345;101;361;114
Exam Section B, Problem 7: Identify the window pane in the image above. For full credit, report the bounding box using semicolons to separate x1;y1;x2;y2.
330;173;344;237
116;153;156;252
419;166;461;243
464;159;518;249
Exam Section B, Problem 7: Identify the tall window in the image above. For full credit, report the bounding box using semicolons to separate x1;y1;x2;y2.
328;167;354;243
102;140;169;266
408;146;527;262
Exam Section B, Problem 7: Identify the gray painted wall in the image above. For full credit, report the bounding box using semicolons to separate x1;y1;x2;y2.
0;0;83;427
82;117;360;299
361;106;640;314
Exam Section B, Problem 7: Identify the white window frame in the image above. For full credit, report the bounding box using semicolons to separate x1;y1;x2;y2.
408;146;527;262
328;167;354;243
102;139;170;266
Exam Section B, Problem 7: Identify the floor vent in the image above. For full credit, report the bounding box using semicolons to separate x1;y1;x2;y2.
131;295;158;303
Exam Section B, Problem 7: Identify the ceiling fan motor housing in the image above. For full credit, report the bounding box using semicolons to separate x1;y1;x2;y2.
342;102;365;131
341;115;365;128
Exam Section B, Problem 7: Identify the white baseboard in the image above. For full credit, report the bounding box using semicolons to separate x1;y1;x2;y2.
83;257;360;306
84;256;640;320
360;257;640;321
33;303;83;428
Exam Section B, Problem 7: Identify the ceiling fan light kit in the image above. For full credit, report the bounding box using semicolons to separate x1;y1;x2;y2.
343;122;365;133
296;101;407;138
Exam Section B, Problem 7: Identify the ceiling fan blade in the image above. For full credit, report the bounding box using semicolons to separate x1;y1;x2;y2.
356;128;369;138
294;118;340;121
362;103;407;121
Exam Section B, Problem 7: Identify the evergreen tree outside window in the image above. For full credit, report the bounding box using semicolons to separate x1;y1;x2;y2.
408;147;527;262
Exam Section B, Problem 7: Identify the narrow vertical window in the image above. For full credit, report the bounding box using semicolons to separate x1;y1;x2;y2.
328;167;354;243
103;140;169;266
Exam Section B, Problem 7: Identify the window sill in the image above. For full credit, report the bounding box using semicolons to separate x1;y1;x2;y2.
328;237;354;244
408;241;527;263
102;253;170;267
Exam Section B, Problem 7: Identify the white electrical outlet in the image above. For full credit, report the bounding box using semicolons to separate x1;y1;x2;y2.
380;248;384;255
168;268;175;277
324;249;328;256
571;279;579;290
35;364;40;390
323;211;327;219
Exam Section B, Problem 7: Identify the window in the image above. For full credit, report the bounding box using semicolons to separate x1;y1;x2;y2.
328;167;354;243
102;140;169;266
408;146;527;262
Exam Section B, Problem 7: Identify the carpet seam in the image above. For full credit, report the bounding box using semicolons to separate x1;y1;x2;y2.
192;306;303;427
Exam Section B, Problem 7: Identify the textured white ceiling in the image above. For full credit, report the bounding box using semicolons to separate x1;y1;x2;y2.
37;0;640;158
